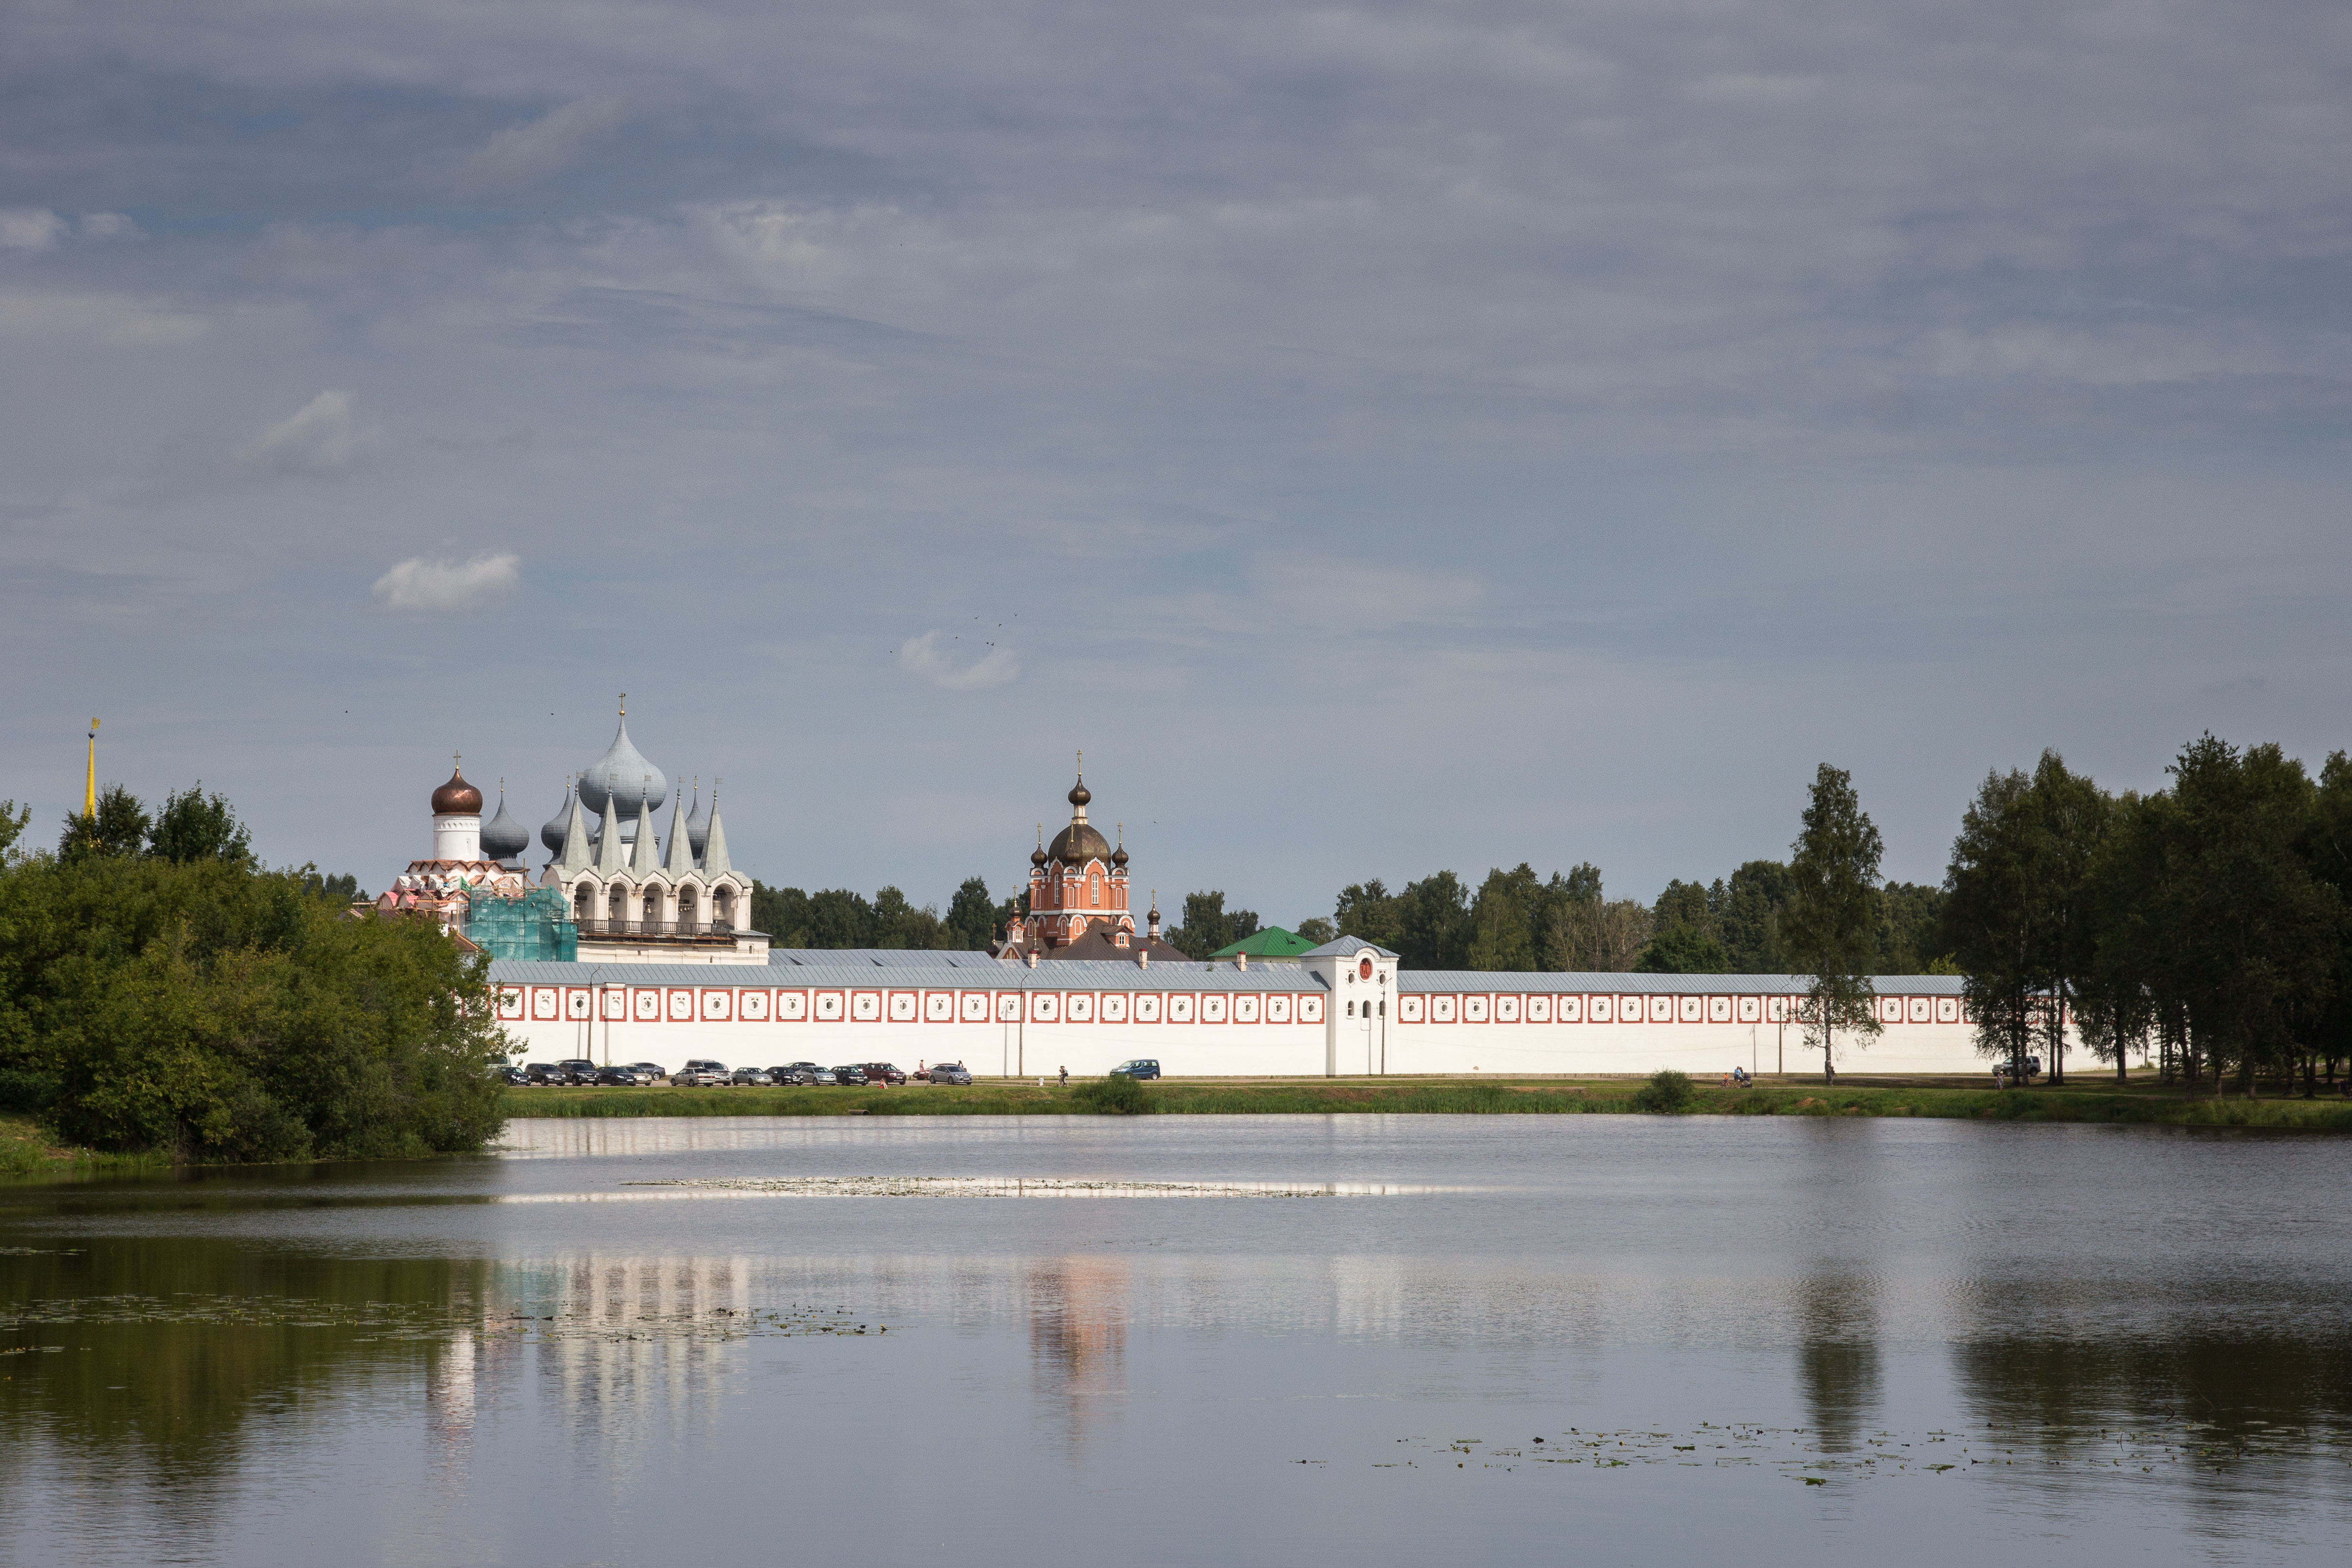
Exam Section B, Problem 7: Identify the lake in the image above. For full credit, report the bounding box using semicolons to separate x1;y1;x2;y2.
3;1115;2349;1566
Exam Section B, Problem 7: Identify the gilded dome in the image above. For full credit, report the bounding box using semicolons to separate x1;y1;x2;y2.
1047;819;1112;865
432;766;482;815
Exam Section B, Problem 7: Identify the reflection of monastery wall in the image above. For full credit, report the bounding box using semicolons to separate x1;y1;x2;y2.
491;958;2086;1076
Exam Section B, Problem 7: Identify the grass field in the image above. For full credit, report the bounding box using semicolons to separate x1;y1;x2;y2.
500;1073;2352;1130
0;1113;170;1180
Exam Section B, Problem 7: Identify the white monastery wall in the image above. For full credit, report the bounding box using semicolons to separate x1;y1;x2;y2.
490;966;2077;1078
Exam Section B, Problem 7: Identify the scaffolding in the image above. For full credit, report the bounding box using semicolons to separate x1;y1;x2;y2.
465;885;578;962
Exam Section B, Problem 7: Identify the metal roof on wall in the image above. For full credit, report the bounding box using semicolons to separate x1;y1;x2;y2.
489;958;1327;992
1399;972;1966;995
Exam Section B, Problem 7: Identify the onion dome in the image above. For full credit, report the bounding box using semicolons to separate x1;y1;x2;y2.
432;762;482;815
686;780;710;859
1068;777;1091;810
480;783;530;863
1111;822;1128;869
1031;824;1048;870
1046;770;1112;865
540;778;574;856
576;710;667;821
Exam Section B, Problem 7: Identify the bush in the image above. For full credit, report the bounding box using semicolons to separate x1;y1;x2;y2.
1633;1068;1696;1113
1071;1074;1154;1114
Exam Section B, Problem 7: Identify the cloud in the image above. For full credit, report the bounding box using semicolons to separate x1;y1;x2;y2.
899;630;1020;690
371;552;521;612
0;209;67;250
246;390;370;475
78;212;142;242
453;97;631;196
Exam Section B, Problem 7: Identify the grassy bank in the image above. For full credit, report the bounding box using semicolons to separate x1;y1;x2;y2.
501;1075;2352;1130
0;1113;172;1180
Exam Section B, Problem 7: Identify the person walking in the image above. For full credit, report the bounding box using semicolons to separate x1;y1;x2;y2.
1058;1065;1067;1087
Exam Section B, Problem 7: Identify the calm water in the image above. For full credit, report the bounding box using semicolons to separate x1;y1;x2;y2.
3;1116;2349;1567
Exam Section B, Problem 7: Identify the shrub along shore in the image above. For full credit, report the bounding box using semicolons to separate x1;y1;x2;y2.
500;1074;2352;1130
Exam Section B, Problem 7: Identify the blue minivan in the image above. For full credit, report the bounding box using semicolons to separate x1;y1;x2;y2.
1107;1059;1160;1080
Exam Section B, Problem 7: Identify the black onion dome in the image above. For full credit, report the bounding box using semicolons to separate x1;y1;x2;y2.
1111;843;1129;868
540;782;573;855
480;788;530;861
1068;777;1091;809
1047;820;1112;865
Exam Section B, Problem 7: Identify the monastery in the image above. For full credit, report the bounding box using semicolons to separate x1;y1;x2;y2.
386;707;2088;1078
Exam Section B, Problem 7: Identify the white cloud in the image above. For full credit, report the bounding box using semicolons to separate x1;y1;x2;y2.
371;552;521;612
78;212;143;242
247;389;370;475
454;97;631;196
0;209;67;250
898;630;1020;690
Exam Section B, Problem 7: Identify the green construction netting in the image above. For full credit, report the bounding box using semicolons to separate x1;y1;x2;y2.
465;885;578;962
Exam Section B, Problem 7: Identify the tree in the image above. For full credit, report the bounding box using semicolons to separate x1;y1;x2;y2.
1545;892;1650;972
1392;872;1472;970
1781;765;1884;1077
1636;923;1729;973
0;800;27;859
870;886;939;949
750;882;812;946
941;877;998;949
1943;766;2041;1082
1873;883;1950;974
1169;891;1257;959
60;784;149;861
148;783;253;865
1294;917;1335;944
1334;880;1402;951
1719;860;1792;971
2024;752;2111;1084
1466;864;1542;971
806;889;875;948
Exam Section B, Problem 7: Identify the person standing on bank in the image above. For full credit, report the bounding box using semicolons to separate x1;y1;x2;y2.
1058;1065;1067;1087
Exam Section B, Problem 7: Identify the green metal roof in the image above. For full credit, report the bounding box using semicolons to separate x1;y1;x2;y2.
1209;926;1320;959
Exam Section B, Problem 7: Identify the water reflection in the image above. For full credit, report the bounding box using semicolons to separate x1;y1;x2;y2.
1795;1274;1883;1451
1026;1257;1129;1451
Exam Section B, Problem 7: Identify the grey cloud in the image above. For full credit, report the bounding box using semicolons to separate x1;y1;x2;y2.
243;390;371;475
452;96;631;195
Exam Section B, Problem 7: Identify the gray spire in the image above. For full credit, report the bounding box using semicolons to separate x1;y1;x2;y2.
592;792;627;875
663;787;696;877
627;794;662;876
686;778;710;859
540;778;574;857
700;787;732;878
554;789;594;876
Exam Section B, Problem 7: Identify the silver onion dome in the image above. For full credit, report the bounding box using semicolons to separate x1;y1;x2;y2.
540;780;574;856
480;786;530;864
577;713;668;822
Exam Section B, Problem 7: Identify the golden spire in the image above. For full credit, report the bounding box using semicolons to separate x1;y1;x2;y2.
83;718;99;818
619;691;626;717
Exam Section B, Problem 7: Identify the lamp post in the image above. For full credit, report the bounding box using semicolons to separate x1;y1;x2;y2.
590;964;608;1066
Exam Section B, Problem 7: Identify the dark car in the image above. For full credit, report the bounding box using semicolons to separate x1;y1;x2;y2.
928;1062;973;1086
629;1063;668;1085
859;1063;908;1086
553;1059;601;1085
674;1059;729;1087
498;1066;529;1086
773;1062;831;1085
830;1066;869;1087
523;1063;571;1086
729;1067;774;1087
1107;1059;1161;1081
594;1066;641;1087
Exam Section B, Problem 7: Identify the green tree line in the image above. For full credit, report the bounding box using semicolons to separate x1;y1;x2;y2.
749;876;1020;951
1944;738;2352;1094
0;786;505;1161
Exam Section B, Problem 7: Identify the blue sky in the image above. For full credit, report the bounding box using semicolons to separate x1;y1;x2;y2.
3;0;2349;924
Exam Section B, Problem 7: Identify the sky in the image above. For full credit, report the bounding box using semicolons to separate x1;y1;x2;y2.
3;0;2349;926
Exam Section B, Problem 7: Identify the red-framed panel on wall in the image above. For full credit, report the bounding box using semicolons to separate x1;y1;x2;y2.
531;987;558;1021
850;990;882;1023
1266;995;1291;1024
888;991;918;1023
1677;996;1703;1023
741;990;771;1023
1936;997;1959;1024
1234;995;1261;1024
667;989;694;1022
812;990;845;1022
1168;994;1197;1024
1299;995;1324;1024
1707;996;1732;1023
924;991;956;1023
1202;995;1229;1024
1557;995;1582;1023
1736;996;1762;1024
1648;996;1673;1023
776;990;809;1021
1067;993;1096;1024
1029;993;1061;1023
1396;995;1425;1023
1431;996;1458;1024
1135;993;1164;1023
1527;995;1552;1023
1463;996;1490;1024
1102;993;1129;1023
995;992;1021;1022
1588;995;1614;1023
700;989;732;1021
1495;995;1520;1023
632;988;661;1021
497;986;524;1020
958;991;990;1023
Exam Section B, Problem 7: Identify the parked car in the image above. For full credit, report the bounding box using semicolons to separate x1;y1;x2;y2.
928;1062;973;1086
523;1062;571;1086
773;1062;831;1085
1107;1059;1161;1081
830;1065;870;1087
594;1066;641;1087
630;1063;669;1085
674;1059;729;1087
1991;1056;2044;1086
730;1066;774;1087
554;1059;600;1085
859;1063;908;1086
498;1066;530;1086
